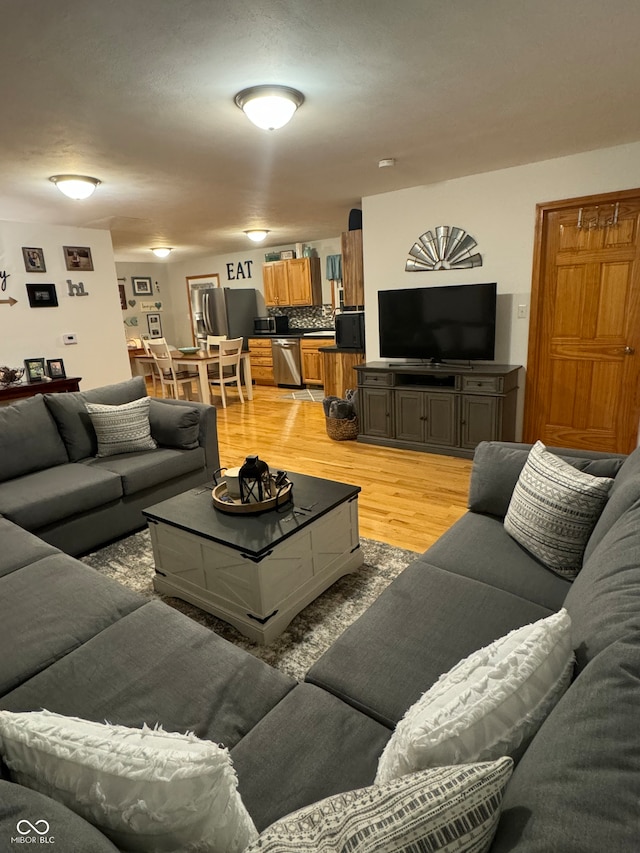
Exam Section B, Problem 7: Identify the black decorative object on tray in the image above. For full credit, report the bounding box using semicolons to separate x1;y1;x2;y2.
211;458;293;514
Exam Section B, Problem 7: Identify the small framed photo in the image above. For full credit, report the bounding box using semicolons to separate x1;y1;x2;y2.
63;245;94;271
132;276;153;296
26;282;58;307
147;312;163;338
22;247;46;272
46;358;66;379
24;358;46;382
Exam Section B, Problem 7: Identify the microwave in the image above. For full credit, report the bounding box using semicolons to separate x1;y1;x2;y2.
335;311;365;350
253;315;289;334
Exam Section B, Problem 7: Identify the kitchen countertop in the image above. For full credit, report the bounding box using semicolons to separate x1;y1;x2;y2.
317;345;365;354
250;330;335;339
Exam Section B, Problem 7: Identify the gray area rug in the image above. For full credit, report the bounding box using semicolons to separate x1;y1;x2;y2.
81;531;419;681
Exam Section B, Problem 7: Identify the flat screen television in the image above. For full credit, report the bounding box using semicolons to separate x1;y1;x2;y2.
378;282;497;362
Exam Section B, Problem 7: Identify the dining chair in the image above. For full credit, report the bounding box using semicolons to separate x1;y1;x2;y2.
208;337;244;408
141;337;161;394
147;339;200;401
205;335;227;377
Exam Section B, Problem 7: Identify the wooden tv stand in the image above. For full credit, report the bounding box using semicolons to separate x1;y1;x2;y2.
355;362;521;458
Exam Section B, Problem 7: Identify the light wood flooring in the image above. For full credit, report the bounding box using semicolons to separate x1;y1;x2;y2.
152;381;473;553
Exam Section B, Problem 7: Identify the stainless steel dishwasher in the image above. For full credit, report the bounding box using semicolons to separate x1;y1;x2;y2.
272;337;302;387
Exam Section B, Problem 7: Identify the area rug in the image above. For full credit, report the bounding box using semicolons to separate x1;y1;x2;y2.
81;531;419;681
279;388;324;402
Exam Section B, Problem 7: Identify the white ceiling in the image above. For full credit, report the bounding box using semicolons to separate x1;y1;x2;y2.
1;0;639;261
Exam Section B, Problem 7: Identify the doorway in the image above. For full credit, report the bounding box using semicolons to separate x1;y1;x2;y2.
524;188;640;454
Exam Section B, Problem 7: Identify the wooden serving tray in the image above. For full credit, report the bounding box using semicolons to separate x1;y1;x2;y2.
211;477;293;514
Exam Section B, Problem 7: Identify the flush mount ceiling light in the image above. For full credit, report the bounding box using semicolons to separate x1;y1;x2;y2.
151;247;173;258
244;230;270;242
49;174;101;199
234;85;304;130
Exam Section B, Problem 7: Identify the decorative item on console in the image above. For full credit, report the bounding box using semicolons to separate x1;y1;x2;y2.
0;366;24;387
240;455;272;503
211;457;292;514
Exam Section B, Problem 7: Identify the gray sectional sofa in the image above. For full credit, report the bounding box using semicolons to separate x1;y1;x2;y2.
1;431;639;852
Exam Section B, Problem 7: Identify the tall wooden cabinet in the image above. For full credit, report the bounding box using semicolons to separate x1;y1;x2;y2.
341;230;364;308
355;362;521;458
262;257;322;307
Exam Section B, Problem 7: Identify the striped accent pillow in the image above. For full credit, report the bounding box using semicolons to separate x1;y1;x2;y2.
504;440;613;578
245;758;513;853
86;397;157;457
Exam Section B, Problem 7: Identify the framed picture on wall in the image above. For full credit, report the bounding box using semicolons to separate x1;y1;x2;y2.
24;358;46;382
63;246;94;271
26;282;58;307
46;358;66;379
147;312;163;338
132;276;153;296
22;247;46;272
118;283;127;310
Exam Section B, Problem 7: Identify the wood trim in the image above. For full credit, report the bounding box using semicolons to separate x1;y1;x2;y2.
535;186;640;214
185;273;220;346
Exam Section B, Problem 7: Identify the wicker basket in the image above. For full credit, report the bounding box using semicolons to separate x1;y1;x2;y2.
325;415;359;441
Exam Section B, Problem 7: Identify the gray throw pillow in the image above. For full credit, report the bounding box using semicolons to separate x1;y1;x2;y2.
149;400;200;449
504;441;614;578
86;397;157;457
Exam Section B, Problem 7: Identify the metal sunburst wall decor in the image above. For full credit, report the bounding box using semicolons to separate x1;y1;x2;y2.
405;226;483;271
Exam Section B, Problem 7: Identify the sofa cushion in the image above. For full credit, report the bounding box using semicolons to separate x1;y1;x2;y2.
1;600;295;751
376;609;572;783
422;512;570;610
583;445;640;560
231;684;392;832
0;710;257;853
504;441;613;578
306;560;554;729
245;757;513;853
86;397;157;457
83;446;206;495
564;496;640;671
0;554;144;696
0;780;119;852
0;396;68;483
0;464;123;531
149;399;201;449
0;518;59;579
44;377;147;462
490;635;640;853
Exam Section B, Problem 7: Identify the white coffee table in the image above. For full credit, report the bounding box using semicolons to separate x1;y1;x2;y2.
143;472;363;644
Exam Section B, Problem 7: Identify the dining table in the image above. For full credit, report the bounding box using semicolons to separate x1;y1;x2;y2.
135;348;253;405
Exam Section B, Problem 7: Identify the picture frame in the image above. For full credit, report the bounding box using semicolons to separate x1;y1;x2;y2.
26;282;58;307
118;283;127;310
22;247;46;273
132;276;153;296
63;246;94;271
147;312;163;338
46;358;66;379
24;358;46;382
279;250;295;260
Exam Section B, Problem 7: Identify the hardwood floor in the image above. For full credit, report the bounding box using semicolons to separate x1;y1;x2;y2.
152;381;473;553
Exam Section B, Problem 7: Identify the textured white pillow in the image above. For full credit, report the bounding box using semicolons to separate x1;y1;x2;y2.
0;710;257;853
504;440;613;578
86;397;157;457
246;757;513;853
376;609;573;784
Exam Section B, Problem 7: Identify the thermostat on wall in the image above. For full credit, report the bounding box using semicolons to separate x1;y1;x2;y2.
63;333;78;345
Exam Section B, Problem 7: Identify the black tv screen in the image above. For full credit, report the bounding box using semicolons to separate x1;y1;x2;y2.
378;283;497;361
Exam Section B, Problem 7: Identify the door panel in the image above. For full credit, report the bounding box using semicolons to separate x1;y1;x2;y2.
524;190;640;453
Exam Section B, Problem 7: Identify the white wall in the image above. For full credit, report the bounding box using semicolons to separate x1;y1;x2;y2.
362;141;640;372
115;261;176;345
165;237;341;346
1;221;130;390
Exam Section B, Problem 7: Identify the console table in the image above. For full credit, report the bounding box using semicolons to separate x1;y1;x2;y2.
355;362;521;458
0;376;81;405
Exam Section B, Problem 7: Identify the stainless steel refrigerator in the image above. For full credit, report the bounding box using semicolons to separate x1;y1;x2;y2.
190;286;261;350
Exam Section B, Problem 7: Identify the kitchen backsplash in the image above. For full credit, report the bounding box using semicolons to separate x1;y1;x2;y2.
268;305;334;329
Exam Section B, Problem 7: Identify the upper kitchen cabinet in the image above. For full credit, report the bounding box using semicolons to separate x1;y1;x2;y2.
262;257;322;307
341;230;364;308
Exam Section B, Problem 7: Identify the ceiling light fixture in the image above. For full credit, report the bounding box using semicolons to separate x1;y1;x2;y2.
49;174;101;200
234;85;304;131
244;230;270;242
151;247;173;258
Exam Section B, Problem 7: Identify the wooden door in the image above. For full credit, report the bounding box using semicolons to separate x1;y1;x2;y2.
524;189;640;453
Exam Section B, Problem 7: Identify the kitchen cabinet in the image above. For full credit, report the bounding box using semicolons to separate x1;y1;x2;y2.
341;229;364;308
248;338;275;385
300;339;326;386
262;257;322;307
355;362;521;458
321;349;366;399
